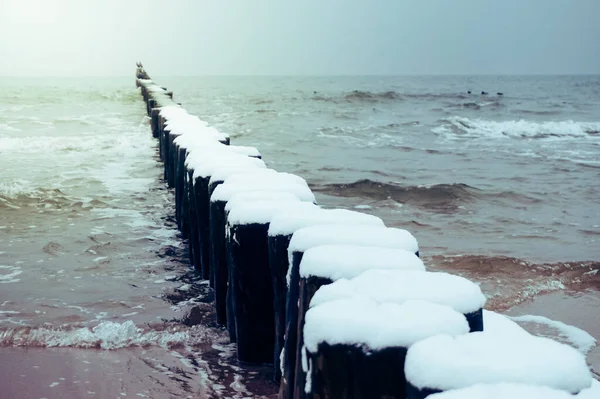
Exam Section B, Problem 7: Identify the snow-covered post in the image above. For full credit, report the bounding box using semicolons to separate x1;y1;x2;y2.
280;225;419;399
166;127;180;188
186;151;265;279
184;152;266;280
224;197;312;363
147;98;156;117
267;209;385;383
174;130;231;233
150;108;161;139
158;106;184;165
310;269;486;335
209;175;315;338
292;246;427;398
404;333;593;398
303;299;469;398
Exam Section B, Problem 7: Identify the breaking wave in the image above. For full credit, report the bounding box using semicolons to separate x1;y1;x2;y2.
314;91;471;103
0;183;75;211
343;90;402;101
311;179;479;211
447;101;503;110
0;320;189;349
433;116;600;140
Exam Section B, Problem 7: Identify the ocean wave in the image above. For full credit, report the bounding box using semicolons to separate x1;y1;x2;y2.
0;183;81;211
0;123;21;133
316;127;404;148
315;90;470;104
447;101;503;111
0;265;23;284
520;109;562;116
433;116;600;140
90;90;140;103
0;135;105;153
311;179;479;211
343;90;402;101
0;179;38;198
0;320;188;349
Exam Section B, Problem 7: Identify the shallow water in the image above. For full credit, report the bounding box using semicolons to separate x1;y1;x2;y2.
0;75;599;397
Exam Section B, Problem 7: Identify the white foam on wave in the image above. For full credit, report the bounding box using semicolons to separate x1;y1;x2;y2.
433;117;600;140
316;128;404;148
0;179;36;197
0;265;23;284
510;314;597;355
0;136;108;153
0;320;188;349
0;123;21;133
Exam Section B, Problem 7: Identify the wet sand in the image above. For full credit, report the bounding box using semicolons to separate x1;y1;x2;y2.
0;345;278;399
0;347;200;399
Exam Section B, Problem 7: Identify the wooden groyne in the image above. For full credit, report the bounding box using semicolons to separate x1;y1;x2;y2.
134;65;595;399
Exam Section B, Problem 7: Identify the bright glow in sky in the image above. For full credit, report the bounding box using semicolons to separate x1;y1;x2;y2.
0;0;598;76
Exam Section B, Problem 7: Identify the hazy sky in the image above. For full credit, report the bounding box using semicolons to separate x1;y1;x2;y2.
0;0;598;76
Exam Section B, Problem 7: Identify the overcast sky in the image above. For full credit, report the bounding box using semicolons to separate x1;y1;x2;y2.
0;0;598;76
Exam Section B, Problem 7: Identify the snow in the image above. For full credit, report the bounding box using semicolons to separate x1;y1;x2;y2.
228;200;319;226
173;132;221;149
303;298;468;353
427;383;578;399
225;191;301;213
165;115;230;143
159;105;187;120
187;144;260;159
300;246;425;282
189;153;266;180
288;224;418;259
483;310;530;337
224;145;260;158
173;127;228;146
208;166;275;186
165;115;208;133
309;270;486;315
211;180;316;203
209;168;279;185
185;144;264;168
578;379;600;398
224;171;308;188
268;208;385;237
509;314;597;355
404;332;592;394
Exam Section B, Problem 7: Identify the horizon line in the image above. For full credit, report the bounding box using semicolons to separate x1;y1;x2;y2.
1;72;600;78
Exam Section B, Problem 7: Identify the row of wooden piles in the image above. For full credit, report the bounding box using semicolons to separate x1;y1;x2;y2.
134;65;595;399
